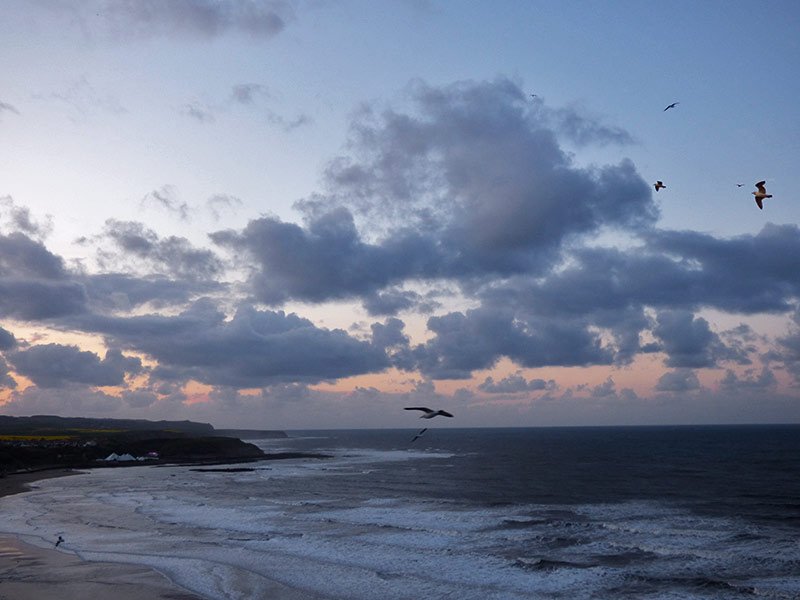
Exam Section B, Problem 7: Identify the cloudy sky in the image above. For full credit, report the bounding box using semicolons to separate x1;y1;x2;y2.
1;0;799;429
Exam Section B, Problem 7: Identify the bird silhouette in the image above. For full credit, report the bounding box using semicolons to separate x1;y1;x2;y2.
404;407;454;419
654;181;666;191
753;181;772;210
663;102;679;111
55;536;64;548
410;428;428;442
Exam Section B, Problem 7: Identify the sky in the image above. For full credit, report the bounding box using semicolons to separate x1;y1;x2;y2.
1;0;799;429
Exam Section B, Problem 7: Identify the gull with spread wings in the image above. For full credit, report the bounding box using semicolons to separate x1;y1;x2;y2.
404;407;454;419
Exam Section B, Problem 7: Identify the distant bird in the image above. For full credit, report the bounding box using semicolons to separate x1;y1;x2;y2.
55;536;64;548
530;93;537;99
663;102;679;111
736;183;744;187
404;407;454;419
753;180;772;210
410;428;428;443
654;181;666;192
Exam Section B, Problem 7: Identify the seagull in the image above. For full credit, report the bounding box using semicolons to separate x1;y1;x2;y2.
654;181;666;191
55;536;64;548
663;102;679;111
753;180;772;210
530;93;537;99
736;183;744;187
410;428;428;443
404;407;454;419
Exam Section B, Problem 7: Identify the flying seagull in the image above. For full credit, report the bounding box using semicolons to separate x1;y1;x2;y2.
654;181;666;192
404;407;454;419
410;428;428;443
736;183;744;187
753;180;772;210
663;102;679;111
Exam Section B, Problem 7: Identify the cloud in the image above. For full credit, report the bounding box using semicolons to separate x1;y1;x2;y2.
0;101;20;117
0;357;17;390
51;0;293;41
550;106;636;147
0;231;87;320
719;367;777;391
653;310;743;368
83;273;221;312
7;344;142;388
479;372;556;393
140;186;191;221
97;219;224;280
70;300;391;388
1;196;53;239
655;369;701;392
0;326;17;351
412;306;614;379
181;102;215;123
33;76;126;118
230;83;269;104
214;77;656;307
206;194;243;220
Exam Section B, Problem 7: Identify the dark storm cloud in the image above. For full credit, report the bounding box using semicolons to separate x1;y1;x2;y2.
83;273;221;312
363;288;437;316
0;326;17;350
1;197;53;238
478;373;556;393
216;77;656;306
719;367;776;391
412;307;614;379
776;308;800;383
0;357;16;389
0;231;88;319
7;344;142;388
72;300;391;388
655;369;701;392
0;231;70;279
99;219;223;279
80;0;292;40
645;224;800;313
212;207;441;304
653;310;746;368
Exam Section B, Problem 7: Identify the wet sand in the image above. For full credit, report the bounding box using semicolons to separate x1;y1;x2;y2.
0;535;204;599
0;471;205;600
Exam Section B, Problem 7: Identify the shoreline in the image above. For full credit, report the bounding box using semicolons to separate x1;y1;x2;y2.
0;470;207;600
0;458;325;600
0;534;204;600
0;468;79;499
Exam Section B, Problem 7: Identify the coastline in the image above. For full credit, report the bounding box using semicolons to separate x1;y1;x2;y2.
0;470;207;600
0;459;326;600
0;534;204;600
0;468;79;499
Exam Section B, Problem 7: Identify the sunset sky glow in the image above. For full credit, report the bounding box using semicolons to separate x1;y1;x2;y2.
1;0;799;429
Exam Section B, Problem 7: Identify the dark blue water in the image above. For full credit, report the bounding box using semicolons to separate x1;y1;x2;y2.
7;425;799;599
279;425;800;518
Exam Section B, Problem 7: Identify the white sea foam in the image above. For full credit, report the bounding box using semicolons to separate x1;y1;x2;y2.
2;445;798;599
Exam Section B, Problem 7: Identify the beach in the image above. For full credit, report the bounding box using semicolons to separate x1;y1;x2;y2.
0;471;205;600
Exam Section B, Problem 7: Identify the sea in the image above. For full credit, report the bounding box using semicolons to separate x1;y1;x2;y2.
2;425;799;599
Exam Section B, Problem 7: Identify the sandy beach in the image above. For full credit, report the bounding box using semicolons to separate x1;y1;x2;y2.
0;472;205;600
